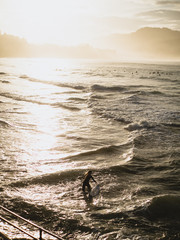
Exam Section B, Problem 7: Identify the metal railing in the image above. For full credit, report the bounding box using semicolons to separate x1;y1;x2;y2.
0;205;64;240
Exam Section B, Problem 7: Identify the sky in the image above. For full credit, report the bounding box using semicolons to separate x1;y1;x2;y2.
0;0;180;46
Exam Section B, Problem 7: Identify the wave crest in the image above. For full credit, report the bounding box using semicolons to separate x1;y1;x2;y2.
125;121;152;131
146;195;180;219
0;119;11;128
91;84;125;92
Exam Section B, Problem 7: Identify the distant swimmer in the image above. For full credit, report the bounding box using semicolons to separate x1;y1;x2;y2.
82;170;96;193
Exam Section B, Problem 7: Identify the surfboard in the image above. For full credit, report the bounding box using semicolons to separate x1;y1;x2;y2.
90;184;100;197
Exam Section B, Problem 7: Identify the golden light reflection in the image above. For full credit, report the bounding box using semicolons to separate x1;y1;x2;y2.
27;105;62;151
12;58;85;175
24;101;88;174
23;103;69;173
19;58;78;82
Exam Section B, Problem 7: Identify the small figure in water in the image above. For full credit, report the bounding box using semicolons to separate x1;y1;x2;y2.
82;170;96;193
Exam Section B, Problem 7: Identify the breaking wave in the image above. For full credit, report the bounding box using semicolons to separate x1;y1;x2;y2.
91;84;126;92
53;103;81;111
143;195;180;219
125;120;152;131
0;119;11;128
20;74;86;91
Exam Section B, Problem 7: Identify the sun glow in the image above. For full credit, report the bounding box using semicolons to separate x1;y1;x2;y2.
1;0;179;60
0;0;153;46
1;0;93;45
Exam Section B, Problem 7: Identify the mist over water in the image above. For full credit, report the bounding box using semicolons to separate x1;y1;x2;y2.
0;58;180;239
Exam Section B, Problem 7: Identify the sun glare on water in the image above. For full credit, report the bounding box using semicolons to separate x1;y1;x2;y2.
13;59;81;175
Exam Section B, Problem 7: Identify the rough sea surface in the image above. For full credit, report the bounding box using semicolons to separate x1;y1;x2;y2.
0;58;180;239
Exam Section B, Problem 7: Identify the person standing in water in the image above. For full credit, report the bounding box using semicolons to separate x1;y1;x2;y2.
82;170;96;193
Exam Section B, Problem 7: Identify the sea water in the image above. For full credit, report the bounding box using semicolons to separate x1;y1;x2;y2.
0;58;179;239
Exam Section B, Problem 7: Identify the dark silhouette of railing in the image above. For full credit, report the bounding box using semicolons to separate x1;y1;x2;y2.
0;205;63;240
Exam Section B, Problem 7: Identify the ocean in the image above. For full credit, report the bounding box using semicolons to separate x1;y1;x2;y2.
0;58;180;239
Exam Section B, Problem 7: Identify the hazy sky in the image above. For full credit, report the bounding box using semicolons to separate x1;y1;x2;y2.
0;0;180;46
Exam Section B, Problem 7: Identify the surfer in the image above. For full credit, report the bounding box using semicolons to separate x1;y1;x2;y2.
82;170;96;193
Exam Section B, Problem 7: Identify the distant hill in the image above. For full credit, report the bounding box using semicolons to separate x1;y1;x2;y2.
0;33;29;57
1;28;180;60
96;27;180;60
0;33;115;59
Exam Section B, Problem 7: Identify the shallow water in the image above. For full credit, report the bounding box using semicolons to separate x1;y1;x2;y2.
0;58;180;239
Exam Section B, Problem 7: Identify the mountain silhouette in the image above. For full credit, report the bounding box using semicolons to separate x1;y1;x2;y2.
1;28;180;60
96;27;180;60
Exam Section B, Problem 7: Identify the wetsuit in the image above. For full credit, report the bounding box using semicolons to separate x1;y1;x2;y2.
82;174;96;192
